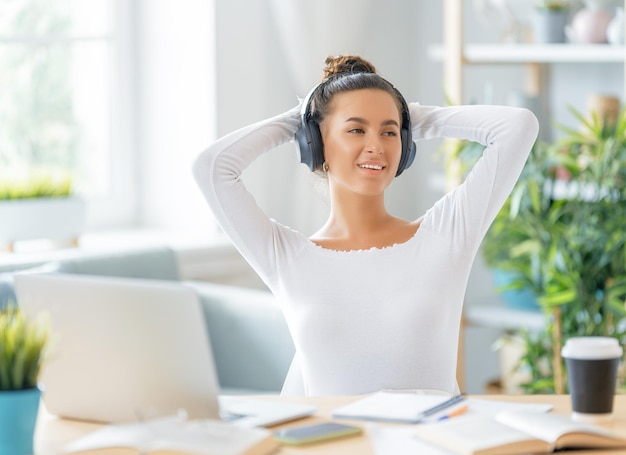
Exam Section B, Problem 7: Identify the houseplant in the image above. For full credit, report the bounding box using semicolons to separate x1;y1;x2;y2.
0;170;86;251
0;305;50;455
452;104;626;393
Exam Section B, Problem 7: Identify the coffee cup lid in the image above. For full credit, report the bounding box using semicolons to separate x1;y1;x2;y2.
561;337;623;360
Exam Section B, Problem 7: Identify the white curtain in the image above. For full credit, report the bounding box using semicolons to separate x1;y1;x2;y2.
268;0;374;96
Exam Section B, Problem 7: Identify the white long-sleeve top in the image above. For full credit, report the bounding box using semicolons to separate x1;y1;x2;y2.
193;102;539;396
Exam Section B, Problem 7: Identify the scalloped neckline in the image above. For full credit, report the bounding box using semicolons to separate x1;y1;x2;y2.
307;222;423;255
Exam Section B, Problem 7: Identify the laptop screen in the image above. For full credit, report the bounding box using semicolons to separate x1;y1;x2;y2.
15;273;221;423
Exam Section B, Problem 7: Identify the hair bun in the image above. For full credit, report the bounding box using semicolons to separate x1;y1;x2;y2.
322;55;377;81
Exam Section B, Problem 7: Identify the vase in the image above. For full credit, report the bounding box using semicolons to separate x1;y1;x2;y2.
568;3;613;43
607;7;624;44
532;9;568;43
0;387;42;455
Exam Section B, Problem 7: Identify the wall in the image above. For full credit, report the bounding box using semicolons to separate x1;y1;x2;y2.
134;0;219;235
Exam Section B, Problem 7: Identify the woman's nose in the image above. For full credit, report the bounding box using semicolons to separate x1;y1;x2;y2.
365;135;383;154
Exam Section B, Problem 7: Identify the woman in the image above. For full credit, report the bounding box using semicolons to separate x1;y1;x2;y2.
193;55;539;396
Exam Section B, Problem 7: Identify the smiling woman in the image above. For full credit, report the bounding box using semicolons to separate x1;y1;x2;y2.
192;54;539;397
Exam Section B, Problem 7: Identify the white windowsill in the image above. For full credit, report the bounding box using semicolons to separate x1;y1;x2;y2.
0;228;230;266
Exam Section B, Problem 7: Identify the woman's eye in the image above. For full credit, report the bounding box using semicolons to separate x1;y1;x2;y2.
348;128;364;134
383;131;398;137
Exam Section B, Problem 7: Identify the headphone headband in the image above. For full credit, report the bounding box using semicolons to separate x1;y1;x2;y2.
295;78;416;177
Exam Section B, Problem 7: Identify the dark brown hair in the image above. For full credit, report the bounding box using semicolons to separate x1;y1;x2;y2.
310;55;403;125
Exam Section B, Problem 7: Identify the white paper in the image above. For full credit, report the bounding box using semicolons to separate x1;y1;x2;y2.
466;398;553;417
367;424;453;455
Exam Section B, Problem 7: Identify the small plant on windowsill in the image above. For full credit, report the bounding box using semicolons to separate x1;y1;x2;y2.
0;172;73;201
0;170;86;250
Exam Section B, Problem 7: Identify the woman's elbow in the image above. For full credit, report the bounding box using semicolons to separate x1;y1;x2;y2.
514;107;540;141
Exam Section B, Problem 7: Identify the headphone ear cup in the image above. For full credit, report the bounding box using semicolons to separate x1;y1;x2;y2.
399;140;417;176
307;119;324;171
296;83;326;172
396;119;416;177
296;115;324;172
295;120;314;171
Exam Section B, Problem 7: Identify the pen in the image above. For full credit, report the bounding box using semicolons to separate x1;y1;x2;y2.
415;394;465;421
436;403;469;421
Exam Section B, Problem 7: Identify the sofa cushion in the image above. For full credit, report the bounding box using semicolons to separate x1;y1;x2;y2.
56;247;180;281
186;281;294;393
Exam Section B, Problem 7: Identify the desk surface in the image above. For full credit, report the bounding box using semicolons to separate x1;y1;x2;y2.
36;394;626;454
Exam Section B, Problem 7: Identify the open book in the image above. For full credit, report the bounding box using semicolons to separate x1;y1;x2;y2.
414;410;626;455
62;416;278;455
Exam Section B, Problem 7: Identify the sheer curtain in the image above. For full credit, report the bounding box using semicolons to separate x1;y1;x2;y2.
268;0;374;96
134;0;217;235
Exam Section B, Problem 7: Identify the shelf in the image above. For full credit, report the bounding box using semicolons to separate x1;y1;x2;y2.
429;43;626;64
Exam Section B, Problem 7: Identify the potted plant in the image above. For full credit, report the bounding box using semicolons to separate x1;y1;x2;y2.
481;140;563;311
451;104;626;394
519;104;626;393
0;170;86;251
0;305;49;455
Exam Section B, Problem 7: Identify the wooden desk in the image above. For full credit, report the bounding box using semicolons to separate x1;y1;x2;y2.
35;394;626;454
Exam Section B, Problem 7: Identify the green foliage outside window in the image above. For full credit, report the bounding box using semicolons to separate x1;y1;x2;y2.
0;0;80;175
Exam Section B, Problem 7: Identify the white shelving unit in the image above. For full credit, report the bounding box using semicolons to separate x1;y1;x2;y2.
440;0;626;104
428;43;625;64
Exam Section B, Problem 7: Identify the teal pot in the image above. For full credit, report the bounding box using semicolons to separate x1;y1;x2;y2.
0;387;42;455
492;269;540;312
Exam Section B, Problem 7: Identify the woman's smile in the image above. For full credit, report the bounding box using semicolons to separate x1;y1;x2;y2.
357;161;386;173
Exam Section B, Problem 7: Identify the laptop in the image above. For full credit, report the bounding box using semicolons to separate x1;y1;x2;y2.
14;272;315;427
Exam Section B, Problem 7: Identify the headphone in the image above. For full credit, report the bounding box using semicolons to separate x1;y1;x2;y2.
295;78;417;177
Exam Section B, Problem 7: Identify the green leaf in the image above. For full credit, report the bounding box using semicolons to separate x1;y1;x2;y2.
538;289;577;307
0;306;49;390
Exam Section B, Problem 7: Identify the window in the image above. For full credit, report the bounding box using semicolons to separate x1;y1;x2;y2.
0;0;136;227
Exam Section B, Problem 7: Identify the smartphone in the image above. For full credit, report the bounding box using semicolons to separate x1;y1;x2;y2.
274;421;363;445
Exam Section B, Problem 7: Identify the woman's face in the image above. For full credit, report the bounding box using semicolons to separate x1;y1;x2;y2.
319;88;403;197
